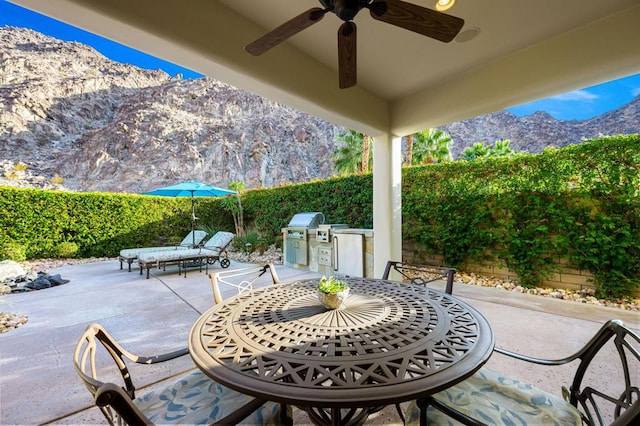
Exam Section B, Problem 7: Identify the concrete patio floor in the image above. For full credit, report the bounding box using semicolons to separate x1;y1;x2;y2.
1;259;638;425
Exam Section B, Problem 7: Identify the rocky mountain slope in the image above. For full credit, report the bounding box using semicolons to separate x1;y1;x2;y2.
441;98;640;158
1;26;638;193
0;26;344;193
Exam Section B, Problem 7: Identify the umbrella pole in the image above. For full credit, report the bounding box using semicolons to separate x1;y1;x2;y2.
191;193;196;246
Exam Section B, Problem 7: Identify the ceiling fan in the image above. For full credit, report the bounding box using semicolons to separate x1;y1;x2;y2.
245;0;465;89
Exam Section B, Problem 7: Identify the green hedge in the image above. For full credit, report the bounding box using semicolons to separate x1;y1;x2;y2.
0;189;233;258
403;134;639;298
243;174;373;241
1;134;638;298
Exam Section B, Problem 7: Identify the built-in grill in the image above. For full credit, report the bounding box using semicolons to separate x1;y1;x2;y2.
287;212;325;229
284;212;325;265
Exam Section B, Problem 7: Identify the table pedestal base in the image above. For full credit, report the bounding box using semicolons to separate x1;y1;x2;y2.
304;405;385;426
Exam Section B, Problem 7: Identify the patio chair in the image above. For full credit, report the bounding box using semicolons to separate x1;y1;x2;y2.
382;260;456;294
118;230;207;272
137;231;234;278
73;323;289;425
403;319;640;426
210;263;280;304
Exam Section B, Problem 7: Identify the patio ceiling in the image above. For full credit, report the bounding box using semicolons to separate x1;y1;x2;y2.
11;0;640;137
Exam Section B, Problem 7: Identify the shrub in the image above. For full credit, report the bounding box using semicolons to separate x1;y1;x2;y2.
0;242;27;262
53;242;79;258
196;224;217;239
233;232;263;253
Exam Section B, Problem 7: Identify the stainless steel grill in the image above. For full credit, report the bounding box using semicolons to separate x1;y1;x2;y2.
287;212;325;229
284;212;325;265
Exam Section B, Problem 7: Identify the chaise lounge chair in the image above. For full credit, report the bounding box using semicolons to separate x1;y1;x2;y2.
118;230;207;272
137;231;235;279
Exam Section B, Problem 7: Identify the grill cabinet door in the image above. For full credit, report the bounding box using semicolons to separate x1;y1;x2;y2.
332;233;364;277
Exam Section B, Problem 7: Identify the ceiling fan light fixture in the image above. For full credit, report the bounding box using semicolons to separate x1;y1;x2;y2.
435;0;456;12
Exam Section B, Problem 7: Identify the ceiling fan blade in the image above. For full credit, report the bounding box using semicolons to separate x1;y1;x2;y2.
245;7;327;55
338;21;357;89
368;0;464;42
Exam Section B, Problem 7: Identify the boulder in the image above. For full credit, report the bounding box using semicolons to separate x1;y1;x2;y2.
25;276;51;290
0;260;26;282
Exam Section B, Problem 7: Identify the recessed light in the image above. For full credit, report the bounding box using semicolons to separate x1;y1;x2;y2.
435;0;456;12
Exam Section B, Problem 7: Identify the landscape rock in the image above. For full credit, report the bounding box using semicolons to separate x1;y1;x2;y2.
0;260;26;281
0;312;28;333
1;267;71;293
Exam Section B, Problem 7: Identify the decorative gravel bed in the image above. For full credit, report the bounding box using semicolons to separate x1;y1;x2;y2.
1;248;637;334
0;312;28;333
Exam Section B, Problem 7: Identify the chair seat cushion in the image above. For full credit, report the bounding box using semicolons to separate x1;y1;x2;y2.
120;231;208;259
120;245;189;259
134;370;284;425
137;247;220;263
404;367;582;426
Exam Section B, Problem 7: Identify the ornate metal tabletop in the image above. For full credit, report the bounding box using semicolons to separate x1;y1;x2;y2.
189;277;494;410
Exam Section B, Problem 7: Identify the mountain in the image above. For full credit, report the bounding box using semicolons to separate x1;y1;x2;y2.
0;26;344;193
1;26;638;192
440;98;640;158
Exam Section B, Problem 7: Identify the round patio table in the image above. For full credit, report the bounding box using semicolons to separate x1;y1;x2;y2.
189;277;494;425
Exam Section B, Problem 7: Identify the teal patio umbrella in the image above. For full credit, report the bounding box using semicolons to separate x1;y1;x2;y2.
143;181;236;245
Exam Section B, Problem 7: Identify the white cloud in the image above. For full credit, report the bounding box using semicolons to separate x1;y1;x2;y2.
550;90;599;102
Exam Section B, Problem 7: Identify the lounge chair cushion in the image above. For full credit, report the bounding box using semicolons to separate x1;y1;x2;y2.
119;230;207;259
201;231;235;250
137;231;235;264
404;367;582;426
133;370;283;425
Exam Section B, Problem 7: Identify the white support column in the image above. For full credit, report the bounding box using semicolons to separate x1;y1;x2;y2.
372;134;403;277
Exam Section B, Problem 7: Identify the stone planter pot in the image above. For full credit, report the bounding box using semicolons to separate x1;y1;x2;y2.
317;287;350;310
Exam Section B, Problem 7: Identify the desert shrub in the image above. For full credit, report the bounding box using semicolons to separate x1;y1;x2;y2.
0;241;26;262
233;232;265;253
196;224;217;239
53;242;79;258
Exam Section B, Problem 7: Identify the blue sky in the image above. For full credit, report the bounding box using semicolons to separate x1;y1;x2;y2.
0;0;203;80
1;0;639;121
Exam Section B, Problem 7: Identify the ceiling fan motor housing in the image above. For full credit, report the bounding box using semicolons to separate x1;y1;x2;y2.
323;0;367;22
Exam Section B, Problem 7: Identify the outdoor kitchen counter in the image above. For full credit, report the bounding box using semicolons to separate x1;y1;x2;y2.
188;277;495;425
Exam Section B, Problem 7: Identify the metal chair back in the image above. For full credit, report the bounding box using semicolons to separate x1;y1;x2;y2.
73;323;188;424
493;319;640;425
404;319;640;425
382;260;456;294
553;319;640;425
210;263;280;304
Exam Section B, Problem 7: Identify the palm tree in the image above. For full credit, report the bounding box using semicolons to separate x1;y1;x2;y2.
362;135;372;173
461;139;516;160
412;129;453;165
405;134;414;166
219;181;245;237
489;139;514;157
333;130;372;175
461;142;490;161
